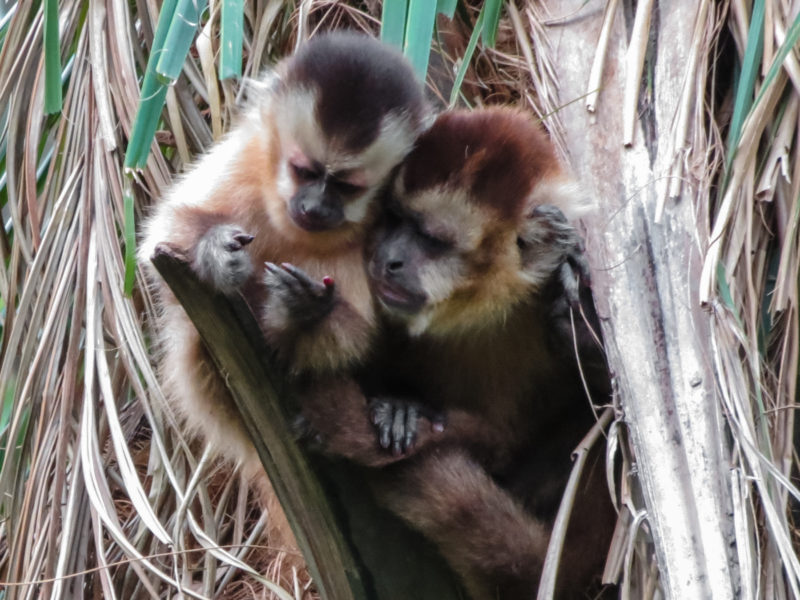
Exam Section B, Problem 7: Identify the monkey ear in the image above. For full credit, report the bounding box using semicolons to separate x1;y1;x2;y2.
515;204;587;289
240;70;283;109
525;177;593;221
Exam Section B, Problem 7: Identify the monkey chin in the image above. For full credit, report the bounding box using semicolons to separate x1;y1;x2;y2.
287;205;345;233
374;281;427;314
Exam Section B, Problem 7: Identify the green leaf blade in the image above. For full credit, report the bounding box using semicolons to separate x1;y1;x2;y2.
403;0;437;81
381;0;409;50
123;183;137;296
436;0;457;19
124;0;178;169
43;0;62;114
753;10;800;111
481;0;502;48
155;0;209;84
448;7;485;107
726;0;765;166
220;0;244;80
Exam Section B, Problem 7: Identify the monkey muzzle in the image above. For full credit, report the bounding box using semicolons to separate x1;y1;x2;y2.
373;280;426;314
288;184;345;232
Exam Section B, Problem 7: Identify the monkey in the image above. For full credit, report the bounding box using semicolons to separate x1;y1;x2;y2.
138;31;428;556
295;107;616;598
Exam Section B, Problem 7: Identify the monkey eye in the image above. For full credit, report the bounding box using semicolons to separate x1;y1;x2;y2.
290;162;320;182
331;178;365;196
419;229;452;253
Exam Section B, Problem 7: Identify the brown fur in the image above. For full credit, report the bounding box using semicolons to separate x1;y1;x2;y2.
402;108;561;221
302;108;614;599
139;33;426;567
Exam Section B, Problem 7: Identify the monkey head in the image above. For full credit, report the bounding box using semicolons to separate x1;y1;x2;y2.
264;32;428;239
368;107;589;336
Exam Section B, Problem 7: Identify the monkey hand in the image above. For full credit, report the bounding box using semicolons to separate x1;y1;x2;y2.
369;398;445;458
264;262;337;328
530;205;590;308
193;224;254;293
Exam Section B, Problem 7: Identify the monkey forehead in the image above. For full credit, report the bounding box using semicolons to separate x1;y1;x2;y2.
404;187;492;251
280;31;426;154
275;89;416;184
402;107;561;220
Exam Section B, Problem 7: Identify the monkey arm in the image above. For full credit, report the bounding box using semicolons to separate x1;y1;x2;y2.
261;262;375;373
295;377;409;468
298;377;517;469
367;397;520;468
372;448;550;599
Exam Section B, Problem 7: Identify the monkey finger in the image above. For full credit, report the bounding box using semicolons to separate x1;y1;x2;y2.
403;405;419;452
431;414;446;434
266;263;308;296
263;262;282;287
557;262;581;308
370;401;394;449
322;276;336;298
412;404;446;433
280;262;328;295
531;204;567;223
391;406;407;457
233;233;254;246
291;413;314;442
568;250;591;286
264;261;282;277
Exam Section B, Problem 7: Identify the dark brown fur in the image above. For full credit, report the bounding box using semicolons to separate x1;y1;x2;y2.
302;108;615;599
402;107;561;220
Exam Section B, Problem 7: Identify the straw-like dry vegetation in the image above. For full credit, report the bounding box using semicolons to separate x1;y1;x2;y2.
1;0;799;598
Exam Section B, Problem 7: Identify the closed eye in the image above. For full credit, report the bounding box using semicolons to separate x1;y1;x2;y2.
419;229;453;252
331;178;365;196
290;162;320;182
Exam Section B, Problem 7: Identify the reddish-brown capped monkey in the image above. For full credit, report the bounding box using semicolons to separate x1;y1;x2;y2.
139;32;428;547
299;107;615;599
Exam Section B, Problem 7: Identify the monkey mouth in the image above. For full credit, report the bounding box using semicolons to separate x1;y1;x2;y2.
288;208;344;232
374;281;426;313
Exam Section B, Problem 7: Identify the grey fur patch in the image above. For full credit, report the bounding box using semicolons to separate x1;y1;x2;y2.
194;224;254;292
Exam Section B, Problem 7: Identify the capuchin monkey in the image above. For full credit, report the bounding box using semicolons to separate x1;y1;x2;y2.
138;32;428;548
298;107;615;599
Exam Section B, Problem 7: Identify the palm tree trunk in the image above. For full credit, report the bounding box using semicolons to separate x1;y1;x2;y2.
540;1;738;597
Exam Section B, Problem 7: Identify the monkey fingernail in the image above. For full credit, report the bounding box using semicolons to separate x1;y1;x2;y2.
233;233;254;246
433;422;445;434
379;431;391;449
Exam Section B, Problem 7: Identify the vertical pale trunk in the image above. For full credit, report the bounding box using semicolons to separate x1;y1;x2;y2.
540;2;737;598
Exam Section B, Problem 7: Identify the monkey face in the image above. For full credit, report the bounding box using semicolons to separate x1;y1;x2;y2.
273;108;422;236
368;179;540;336
284;148;369;232
267;32;428;238
368;195;474;325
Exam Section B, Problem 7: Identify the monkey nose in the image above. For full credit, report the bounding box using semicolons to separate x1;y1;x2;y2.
293;201;342;231
387;260;403;273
